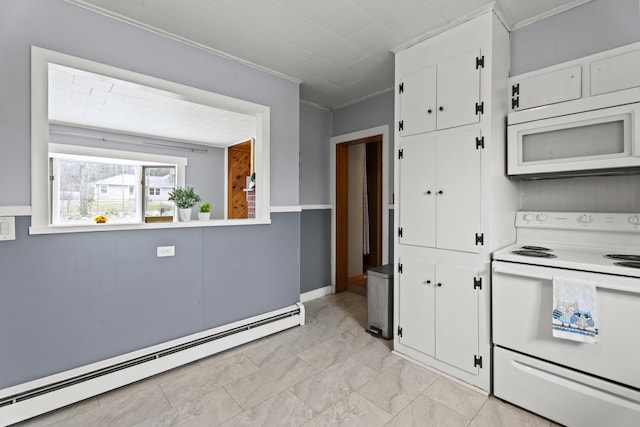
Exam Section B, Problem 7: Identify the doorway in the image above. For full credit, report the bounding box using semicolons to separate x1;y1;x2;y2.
227;139;253;219
335;135;383;294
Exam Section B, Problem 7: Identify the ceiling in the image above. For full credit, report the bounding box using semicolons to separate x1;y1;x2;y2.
49;63;257;146
65;0;591;109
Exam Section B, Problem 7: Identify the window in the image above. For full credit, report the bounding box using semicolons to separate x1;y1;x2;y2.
30;46;271;234
49;144;186;227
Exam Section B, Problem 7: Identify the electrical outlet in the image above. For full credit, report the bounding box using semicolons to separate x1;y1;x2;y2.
0;216;15;241
157;246;175;257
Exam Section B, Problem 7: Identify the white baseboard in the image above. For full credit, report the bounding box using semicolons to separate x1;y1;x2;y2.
0;303;304;425
300;285;333;302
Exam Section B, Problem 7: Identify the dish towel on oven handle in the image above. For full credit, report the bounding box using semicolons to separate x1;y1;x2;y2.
552;276;599;343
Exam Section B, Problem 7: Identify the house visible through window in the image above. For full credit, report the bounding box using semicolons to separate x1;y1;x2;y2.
49;146;183;226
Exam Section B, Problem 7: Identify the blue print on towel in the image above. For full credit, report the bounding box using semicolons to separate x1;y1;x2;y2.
552;301;599;337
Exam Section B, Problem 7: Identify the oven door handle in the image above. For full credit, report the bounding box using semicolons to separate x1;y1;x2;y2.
492;263;553;280
493;262;640;294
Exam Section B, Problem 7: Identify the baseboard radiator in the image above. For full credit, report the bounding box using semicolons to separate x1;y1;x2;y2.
0;302;305;425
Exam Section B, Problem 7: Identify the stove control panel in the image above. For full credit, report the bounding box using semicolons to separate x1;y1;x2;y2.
517;211;640;232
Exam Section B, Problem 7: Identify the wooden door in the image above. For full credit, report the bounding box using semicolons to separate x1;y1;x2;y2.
227;139;253;219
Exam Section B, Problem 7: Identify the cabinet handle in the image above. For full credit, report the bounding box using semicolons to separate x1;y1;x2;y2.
438;190;443;195
437;283;442;287
439;106;444;111
427;109;432;114
424;190;432;195
423;280;431;285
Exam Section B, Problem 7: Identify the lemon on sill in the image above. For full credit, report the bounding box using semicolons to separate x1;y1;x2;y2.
94;215;108;223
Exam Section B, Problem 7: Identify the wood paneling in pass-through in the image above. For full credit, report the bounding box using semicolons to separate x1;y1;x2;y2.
228;139;253;219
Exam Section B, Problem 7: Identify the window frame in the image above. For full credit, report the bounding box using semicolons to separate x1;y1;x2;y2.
48;144;186;228
30;46;271;235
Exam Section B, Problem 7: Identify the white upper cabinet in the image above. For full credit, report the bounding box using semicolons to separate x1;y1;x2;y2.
398;50;482;136
591;49;640;96
398;128;481;253
510;65;581;111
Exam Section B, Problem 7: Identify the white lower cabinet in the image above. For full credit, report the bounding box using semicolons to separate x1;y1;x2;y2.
398;258;480;375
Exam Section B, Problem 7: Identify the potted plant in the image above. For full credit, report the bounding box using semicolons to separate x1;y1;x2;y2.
168;186;201;222
198;202;211;221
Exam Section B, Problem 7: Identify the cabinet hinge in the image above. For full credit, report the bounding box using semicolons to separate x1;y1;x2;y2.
475;55;485;69
398;149;404;159
511;97;519;110
398;326;403;337
475;102;484;115
475;233;484;246
398;263;403;274
474;355;483;368
512;83;520;96
474;277;482;290
475;136;484;149
50;175;55;182
399;82;404;94
398;120;404;132
398;227;403;238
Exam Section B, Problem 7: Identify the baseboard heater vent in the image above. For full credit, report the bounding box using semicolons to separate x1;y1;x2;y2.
0;303;304;425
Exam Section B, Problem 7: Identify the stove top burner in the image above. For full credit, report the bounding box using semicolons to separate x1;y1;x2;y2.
605;254;640;262
520;245;553;251
511;250;558;258
613;261;640;269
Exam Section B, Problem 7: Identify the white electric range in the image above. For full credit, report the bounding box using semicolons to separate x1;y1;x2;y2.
492;211;640;427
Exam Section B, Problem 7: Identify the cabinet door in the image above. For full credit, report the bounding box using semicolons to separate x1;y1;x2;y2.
399;66;437;136
511;65;581;111
436;129;481;253
398;258;436;356
434;264;479;374
436;50;481;130
398;135;436;247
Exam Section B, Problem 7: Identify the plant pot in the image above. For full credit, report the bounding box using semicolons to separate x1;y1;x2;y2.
178;208;192;222
198;212;210;221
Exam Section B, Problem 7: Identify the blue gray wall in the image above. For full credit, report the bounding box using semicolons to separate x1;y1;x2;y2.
0;0;300;389
299;104;332;293
510;0;640;75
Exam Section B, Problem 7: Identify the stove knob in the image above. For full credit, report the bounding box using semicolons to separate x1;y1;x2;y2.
522;213;533;222
578;214;593;225
629;215;640;226
535;213;547;222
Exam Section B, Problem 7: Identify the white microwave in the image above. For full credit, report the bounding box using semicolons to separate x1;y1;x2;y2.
507;102;640;178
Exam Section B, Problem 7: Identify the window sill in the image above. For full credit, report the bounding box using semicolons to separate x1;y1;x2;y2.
28;218;271;235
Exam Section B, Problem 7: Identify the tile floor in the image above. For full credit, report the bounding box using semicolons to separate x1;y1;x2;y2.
17;291;558;426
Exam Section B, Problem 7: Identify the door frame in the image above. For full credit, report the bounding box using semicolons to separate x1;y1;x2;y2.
330;125;389;293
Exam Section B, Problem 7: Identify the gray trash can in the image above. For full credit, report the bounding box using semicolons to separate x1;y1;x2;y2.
366;264;394;340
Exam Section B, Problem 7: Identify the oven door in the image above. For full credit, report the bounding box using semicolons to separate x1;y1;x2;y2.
507;102;640;177
492;261;640;389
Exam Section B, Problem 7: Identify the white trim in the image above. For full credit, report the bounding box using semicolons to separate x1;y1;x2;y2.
270;206;302;213
0;303;304;425
300;285;333;303
0;206;32;216
301;204;331;210
29;218;272;235
330;125;390;292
